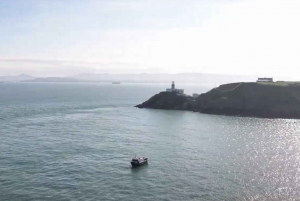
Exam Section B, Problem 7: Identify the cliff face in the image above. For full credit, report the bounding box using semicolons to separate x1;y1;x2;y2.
136;82;300;119
136;92;189;110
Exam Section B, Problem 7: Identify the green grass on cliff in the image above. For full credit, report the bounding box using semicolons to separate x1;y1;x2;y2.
257;81;300;86
137;81;300;118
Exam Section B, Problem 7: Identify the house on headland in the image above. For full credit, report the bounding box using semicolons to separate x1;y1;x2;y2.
166;81;184;95
257;77;273;82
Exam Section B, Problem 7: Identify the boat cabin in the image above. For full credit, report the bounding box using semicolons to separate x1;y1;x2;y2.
131;156;148;167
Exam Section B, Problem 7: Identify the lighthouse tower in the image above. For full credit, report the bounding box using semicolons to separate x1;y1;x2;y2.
166;81;184;95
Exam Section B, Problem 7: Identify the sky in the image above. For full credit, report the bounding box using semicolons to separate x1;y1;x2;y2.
0;0;300;78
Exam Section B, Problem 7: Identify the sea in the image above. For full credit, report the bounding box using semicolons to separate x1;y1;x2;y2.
1;82;300;201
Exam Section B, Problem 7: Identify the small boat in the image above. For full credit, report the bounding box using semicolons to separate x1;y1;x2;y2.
112;82;121;84
131;156;148;167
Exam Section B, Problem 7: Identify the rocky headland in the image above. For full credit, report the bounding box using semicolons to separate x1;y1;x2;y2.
135;82;300;119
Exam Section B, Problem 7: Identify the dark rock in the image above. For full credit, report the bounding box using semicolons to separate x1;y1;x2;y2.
136;82;300;119
135;92;188;110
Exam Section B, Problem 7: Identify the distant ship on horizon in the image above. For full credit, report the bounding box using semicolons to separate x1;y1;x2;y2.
112;82;121;84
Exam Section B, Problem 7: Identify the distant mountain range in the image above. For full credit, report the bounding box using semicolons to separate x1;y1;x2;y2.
23;77;87;83
0;73;259;85
0;74;35;82
72;73;257;84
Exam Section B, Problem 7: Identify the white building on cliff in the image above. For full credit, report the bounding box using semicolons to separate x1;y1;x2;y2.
166;81;184;95
257;77;273;82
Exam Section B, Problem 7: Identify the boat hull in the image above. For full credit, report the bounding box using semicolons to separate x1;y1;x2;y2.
131;159;148;167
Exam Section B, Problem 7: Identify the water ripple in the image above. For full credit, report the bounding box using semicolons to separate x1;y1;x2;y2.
1;83;300;200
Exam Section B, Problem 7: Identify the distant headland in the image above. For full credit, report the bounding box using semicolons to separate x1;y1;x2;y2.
136;79;300;119
22;77;91;83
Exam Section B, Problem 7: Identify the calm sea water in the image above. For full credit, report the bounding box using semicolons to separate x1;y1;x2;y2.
1;83;300;201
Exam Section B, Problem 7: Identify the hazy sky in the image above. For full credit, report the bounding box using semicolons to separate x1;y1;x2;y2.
0;0;300;77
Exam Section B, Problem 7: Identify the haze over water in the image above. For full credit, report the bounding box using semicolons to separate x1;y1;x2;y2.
1;83;300;200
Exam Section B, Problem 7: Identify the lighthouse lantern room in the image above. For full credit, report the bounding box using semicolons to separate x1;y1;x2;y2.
166;81;184;95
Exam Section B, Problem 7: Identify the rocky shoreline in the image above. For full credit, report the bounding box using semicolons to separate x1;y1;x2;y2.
135;82;300;119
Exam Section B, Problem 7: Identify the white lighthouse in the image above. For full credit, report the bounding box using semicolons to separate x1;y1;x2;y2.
166;81;184;95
